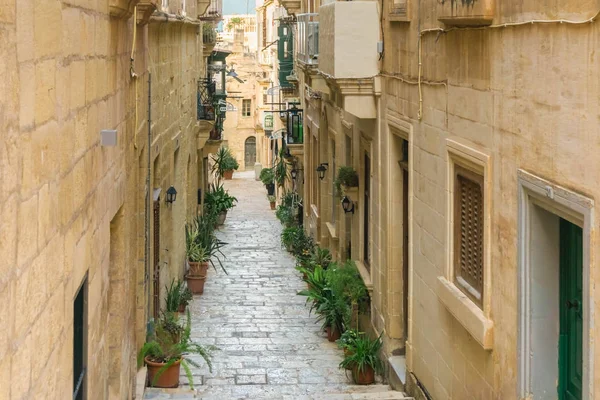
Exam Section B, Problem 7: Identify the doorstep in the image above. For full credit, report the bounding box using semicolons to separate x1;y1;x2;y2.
388;355;407;391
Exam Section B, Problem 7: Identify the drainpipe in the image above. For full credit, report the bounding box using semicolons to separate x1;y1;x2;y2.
145;73;152;323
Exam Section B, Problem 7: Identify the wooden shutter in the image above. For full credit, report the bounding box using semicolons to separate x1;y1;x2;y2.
453;165;484;306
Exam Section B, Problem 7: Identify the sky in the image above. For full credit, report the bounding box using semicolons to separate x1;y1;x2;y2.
223;0;254;15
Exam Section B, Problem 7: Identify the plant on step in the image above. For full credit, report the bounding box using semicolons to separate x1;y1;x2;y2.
138;310;216;389
165;279;186;313
267;195;276;202
204;183;238;215
185;222;209;263
315;290;350;338
327;260;368;308
339;332;384;385
297;266;329;311
290;227;314;259
281;226;301;251
179;286;193;310
334;166;359;196
311;246;333;270
187;213;228;273
275;204;297;228
336;328;360;352
259;167;275;186
273;148;290;188
211;147;239;180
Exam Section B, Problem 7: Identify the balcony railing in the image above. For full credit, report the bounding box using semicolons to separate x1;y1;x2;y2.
197;78;216;121
200;0;222;20
203;25;217;45
297;13;318;66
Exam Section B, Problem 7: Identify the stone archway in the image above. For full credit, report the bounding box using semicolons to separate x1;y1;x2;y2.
244;136;257;170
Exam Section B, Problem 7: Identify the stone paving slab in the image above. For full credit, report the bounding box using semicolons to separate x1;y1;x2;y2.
145;171;408;400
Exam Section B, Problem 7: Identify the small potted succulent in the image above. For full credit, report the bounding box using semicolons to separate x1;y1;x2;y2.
260;167;275;195
339;333;384;385
138;311;215;388
267;195;276;210
178;286;192;313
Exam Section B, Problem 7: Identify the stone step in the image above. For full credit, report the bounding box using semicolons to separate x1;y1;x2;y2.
143;388;197;399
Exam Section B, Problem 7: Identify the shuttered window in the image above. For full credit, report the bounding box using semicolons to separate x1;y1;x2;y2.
391;0;407;15
453;165;484;307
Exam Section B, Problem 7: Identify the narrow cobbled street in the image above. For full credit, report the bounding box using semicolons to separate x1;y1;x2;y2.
145;172;407;399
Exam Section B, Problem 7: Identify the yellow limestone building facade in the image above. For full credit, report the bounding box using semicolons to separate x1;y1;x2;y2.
0;0;218;398
289;0;600;398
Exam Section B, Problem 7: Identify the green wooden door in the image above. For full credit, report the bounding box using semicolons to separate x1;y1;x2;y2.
559;218;583;400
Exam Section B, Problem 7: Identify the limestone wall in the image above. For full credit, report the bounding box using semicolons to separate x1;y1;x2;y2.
0;1;204;398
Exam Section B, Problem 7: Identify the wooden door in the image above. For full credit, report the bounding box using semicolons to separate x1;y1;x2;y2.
559;218;583;400
245;137;256;170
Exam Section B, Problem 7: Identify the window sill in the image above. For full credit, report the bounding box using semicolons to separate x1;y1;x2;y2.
436;276;494;350
354;260;373;293
388;13;410;23
325;222;338;240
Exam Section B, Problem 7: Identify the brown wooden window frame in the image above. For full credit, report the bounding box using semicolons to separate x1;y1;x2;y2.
453;164;484;307
242;99;251;117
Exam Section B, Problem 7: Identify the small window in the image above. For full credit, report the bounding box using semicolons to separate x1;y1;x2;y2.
263;89;268;105
391;0;407;15
453;165;484;306
242;99;251;117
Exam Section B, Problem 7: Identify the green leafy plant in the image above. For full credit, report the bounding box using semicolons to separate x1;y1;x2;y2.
339;333;384;377
273;148;290;188
334;166;359;196
204;183;238;215
260;167;275;186
179;286;193;308
186;214;228;273
165;279;185;313
138;310;216;389
281;226;301;251
337;329;360;351
267;195;276;202
211;147;239;179
185;222;209;263
275;204;297;228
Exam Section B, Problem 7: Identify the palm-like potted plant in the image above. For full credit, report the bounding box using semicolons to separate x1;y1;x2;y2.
211;147;239;180
260;167;275;195
339;333;383;385
204;183;238;225
138;311;216;389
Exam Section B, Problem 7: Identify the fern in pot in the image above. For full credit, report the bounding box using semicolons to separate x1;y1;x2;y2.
339;333;384;385
138;310;216;389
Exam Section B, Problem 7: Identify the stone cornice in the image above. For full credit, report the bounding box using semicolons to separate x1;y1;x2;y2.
136;1;159;25
109;0;140;19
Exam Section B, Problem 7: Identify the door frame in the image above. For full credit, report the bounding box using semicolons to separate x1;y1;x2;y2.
244;136;257;170
386;116;414;357
517;169;594;399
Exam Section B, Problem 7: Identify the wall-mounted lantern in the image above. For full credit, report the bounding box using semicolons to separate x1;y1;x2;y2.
291;168;298;180
316;163;328;180
341;195;355;214
166;186;178;204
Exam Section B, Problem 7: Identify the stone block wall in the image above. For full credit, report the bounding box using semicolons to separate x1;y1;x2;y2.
0;0;205;398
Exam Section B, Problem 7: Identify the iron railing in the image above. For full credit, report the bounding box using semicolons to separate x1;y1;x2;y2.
201;0;222;20
197;78;216;121
297;13;319;65
202;25;217;45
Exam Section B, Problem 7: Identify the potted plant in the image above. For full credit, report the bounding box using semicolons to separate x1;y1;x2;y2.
138;311;215;389
267;195;276;210
334;166;359;196
337;329;359;370
211;147;239;180
178;286;192;313
165;279;185;315
260;167;275;195
204;183;238;225
339;333;383;385
317;293;349;342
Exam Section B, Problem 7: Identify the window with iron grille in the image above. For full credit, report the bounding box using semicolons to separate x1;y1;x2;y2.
242;99;251;117
453;165;484;307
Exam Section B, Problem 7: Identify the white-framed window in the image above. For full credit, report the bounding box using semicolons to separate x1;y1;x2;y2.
242;99;251;117
436;137;493;349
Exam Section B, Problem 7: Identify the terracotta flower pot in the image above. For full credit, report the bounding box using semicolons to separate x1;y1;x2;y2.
145;356;182;388
216;211;227;226
223;170;234;180
185;274;206;294
188;260;209;277
177;303;186;313
352;365;375;385
326;326;341;342
270;201;276;210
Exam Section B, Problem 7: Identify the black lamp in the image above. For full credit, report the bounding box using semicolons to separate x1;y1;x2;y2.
341;196;354;214
166;186;177;204
316;163;328;180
